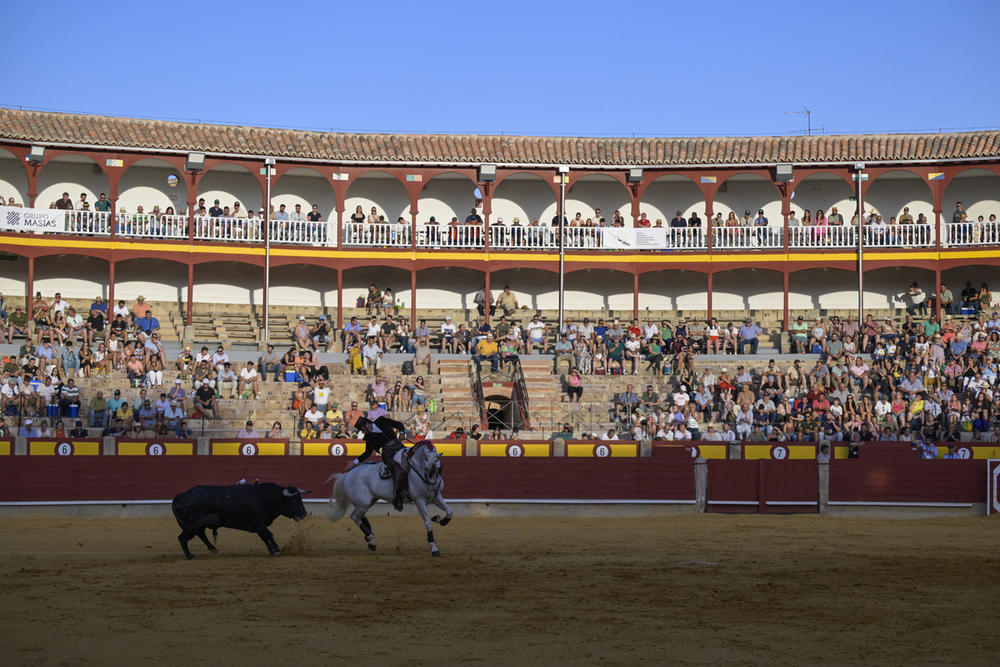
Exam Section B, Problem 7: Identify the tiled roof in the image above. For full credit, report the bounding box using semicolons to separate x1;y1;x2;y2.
1;108;998;167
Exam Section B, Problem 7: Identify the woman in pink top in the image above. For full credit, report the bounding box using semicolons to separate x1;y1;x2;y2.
813;208;828;243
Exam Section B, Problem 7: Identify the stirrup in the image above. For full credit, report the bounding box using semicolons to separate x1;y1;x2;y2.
392;494;404;512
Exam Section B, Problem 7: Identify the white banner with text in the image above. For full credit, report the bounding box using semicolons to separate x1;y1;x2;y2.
0;206;63;232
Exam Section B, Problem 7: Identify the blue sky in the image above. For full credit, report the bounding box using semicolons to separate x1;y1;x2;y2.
7;0;999;138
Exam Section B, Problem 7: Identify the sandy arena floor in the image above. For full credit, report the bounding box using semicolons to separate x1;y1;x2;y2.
1;513;998;666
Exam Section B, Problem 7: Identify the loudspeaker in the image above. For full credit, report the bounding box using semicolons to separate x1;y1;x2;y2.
186;152;206;171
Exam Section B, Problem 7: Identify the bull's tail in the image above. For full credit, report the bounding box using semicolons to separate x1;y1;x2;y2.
327;473;350;523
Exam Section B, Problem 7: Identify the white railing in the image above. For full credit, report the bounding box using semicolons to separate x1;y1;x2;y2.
117;213;188;239
63;210;111;235
489;225;557;249
863;223;934;248
712;226;782;249
663;227;707;251
788;224;857;249
268;220;332;245
944;221;1000;247
193;216;263;243
416;223;484;249
343;222;411;247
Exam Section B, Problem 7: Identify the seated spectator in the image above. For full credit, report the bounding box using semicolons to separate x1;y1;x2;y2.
259;343;282;382
292;315;310;349
379;316;397;351
238;361;260;398
553;334;574;374
624;333;642;374
525;315;548;354
342;316;363;349
473;335;500;373
738;318;762;355
134;309;160;343
194;382;219;419
7;306;30;343
217;363;237;398
453;323;472;354
311;315;332;352
413;338;435;374
362;337;383;376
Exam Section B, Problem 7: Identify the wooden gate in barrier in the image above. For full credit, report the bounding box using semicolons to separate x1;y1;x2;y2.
706;459;818;514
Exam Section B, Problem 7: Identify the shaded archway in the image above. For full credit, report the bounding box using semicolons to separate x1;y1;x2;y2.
344;266;412;313
118;158;188;214
789;172;854;222
0;250;29;306
942;266;1000;305
272;167;337;223
714;173;781;223
116;258;189;307
418;172;479;225
638;269;708;312
713;268;783;311
34;254;109;301
943;168;1000;224
197;163;263;214
640;175;704;226
344;171;411;224
192;260;261;307
36;153;110;209
415;266;486;313
788;267;861;311
491;173;557;226
862;266;936;311
0;147;28;206
866;170;933;225
565;174;630;225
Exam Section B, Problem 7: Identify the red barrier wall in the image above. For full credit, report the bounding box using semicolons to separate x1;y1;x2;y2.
830;460;983;504
0;455;696;503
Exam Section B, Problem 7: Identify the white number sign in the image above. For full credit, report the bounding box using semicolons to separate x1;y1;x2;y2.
241;443;258;456
330;443;345;456
594;445;610;458
57;442;73;456
507;444;523;457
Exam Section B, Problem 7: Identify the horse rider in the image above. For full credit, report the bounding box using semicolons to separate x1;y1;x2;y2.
345;415;408;511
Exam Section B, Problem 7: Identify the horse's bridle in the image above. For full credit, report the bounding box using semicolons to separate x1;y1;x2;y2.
409;447;443;498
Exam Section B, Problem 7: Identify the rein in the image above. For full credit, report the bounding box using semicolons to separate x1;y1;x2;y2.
405;442;443;498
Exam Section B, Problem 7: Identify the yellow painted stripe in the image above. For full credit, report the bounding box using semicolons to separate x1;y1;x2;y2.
256;441;286;456
743;445;773;460
567;444;595;457
432;441;464;457
7;235;1000;264
696;444;728;459
28;440;101;455
302;440;367;456
479;443;508;457
0;441;10;455
211;442;241;456
522;443;551;457
788;446;818;459
166;442;194;455
610;443;637;457
834;446;851;459
117;441;149;456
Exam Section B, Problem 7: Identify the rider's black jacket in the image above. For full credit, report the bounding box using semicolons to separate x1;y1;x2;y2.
355;415;406;463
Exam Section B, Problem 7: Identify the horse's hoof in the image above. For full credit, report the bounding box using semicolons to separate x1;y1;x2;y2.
210;548;218;554
431;551;441;557
439;517;451;527
186;554;197;561
368;543;377;552
271;550;281;556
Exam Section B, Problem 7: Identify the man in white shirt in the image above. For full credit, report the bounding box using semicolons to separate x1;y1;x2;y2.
440;316;456;353
289;204;306;222
50;293;70;316
526;315;548;354
642;320;659;344
238;361;260;398
312;379;332;412
303;405;324;426
362;338;382;375
701;424;721;441
577;318;594;352
718;423;736;442
211;345;229;373
195;346;212;364
601;429;619;441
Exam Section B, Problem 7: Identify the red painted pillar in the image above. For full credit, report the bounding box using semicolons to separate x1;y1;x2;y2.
26;256;34;319
484;270;491;325
108;260;115;307
706;271;713;322
935;268;942;322
186;263;194;327
27;163;38;208
633;272;639;320
783;271;789;333
336;268;344;330
410;269;417;329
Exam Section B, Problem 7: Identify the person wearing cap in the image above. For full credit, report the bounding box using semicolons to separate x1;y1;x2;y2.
879;316;898;341
138;399;158;437
526;314;548;355
237;420;260;439
163;399;185;432
168;379;189;412
790;315;809;353
440;315;457;353
741;209;753;228
738;318;762;355
311;315;332;352
18;418;41;438
753;208;769;245
217;362;237;399
291;315;310;350
194;378;219;419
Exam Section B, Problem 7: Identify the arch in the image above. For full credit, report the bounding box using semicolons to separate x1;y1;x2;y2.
344;266;413;311
344;170;411;223
116;257;190;307
0;146;28;206
941;266;1000;302
787;172;854;222
118;158;188;215
490;173;558;225
565;174;630;225
36;153;110;209
192;260;262;307
787;267;864;311
637;269;709;312
197;163;263;215
861;266;937;311
414;266;486;312
272;166;337;223
418;171;480;225
639;175;705;226
713;173;782;226
0;249;29;305
865;170;934;224
264;264;339;309
943;168;1000;224
34;254;109;301
712;267;784;311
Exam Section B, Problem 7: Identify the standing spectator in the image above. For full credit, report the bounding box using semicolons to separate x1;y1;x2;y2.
474;284;494;317
907;282;927;316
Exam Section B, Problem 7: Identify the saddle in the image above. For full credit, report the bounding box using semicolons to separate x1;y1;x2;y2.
376;463;393;479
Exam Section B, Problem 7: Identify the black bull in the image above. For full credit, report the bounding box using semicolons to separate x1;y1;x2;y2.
172;483;311;559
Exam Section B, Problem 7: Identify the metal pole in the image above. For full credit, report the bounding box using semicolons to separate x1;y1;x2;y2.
856;165;864;323
264;160;272;340
558;173;566;332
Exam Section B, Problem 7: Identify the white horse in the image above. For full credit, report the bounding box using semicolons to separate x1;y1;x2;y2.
327;441;453;556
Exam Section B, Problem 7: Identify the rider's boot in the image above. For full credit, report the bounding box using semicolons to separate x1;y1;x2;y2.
392;466;408;512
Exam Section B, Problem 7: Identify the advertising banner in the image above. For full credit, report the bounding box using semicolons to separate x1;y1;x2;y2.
0;206;64;232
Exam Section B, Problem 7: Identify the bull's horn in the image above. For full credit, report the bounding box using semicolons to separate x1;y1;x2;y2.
297;488;313;495
283;488;297;497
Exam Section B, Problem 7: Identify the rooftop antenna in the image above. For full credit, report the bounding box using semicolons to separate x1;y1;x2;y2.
784;108;812;136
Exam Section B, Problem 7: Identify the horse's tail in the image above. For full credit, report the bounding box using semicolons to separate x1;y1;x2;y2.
327;473;350;523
